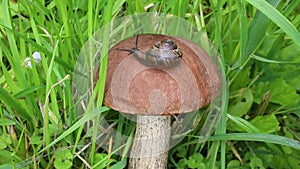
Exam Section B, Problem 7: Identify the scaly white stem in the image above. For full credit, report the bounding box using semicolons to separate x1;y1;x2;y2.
128;115;171;169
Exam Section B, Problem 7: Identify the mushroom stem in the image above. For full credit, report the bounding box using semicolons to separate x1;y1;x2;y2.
128;115;171;169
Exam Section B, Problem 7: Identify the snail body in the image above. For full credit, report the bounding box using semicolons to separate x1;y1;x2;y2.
117;35;182;69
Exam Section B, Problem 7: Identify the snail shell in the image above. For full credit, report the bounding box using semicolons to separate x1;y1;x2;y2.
117;35;182;69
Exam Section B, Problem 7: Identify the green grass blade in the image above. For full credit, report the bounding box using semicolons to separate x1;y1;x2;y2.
208;1;227;168
237;0;249;66
207;141;220;169
1;0;27;87
90;0;114;165
227;114;260;132
112;0;127;14
13;85;45;99
245;0;280;61
246;0;300;47
39;106;109;153
0;62;18;92
0;23;74;72
207;133;300;150
0;87;32;124
251;54;300;64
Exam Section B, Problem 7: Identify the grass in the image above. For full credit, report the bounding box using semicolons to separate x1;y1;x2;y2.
0;0;300;168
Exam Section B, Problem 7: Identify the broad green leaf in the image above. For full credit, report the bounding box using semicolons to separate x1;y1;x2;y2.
0;150;14;163
187;153;205;168
0;119;16;126
177;159;188;169
109;159;127;169
227;160;241;168
0;134;12;149
175;146;187;158
54;149;73;169
286;153;300;168
30;135;43;145
254;78;299;106
228;88;253;117
250;157;263;168
274;79;298;105
250;114;280;133
278;43;300;62
230;66;251;90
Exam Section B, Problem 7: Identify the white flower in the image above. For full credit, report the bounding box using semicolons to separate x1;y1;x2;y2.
24;57;32;68
24;52;42;68
32;52;42;62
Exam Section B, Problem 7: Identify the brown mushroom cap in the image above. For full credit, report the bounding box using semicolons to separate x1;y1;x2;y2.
103;34;221;115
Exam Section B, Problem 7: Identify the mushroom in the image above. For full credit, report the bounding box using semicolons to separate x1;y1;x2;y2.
100;34;221;168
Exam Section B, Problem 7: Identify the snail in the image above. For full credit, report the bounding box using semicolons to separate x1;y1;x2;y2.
117;35;182;68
